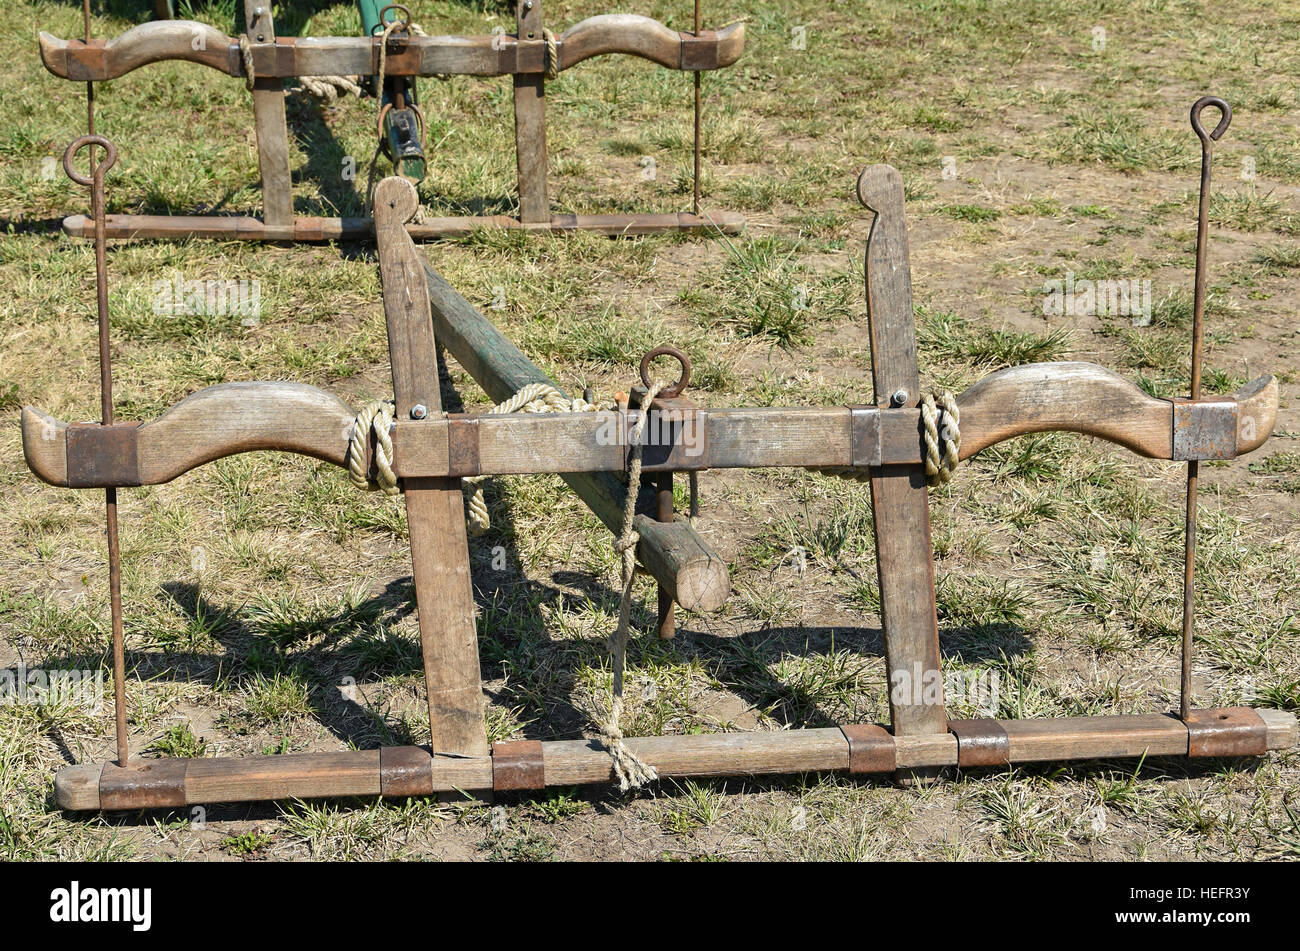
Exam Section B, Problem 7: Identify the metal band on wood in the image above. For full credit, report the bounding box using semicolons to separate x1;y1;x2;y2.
1185;707;1268;757
446;416;481;478
849;406;882;468
380;745;435;796
839;723;895;774
948;718;1010;767
492;740;545;791
1172;398;1238;460
99;759;187;809
65;422;142;488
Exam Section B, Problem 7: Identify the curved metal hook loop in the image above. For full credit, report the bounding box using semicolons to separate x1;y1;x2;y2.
640;345;692;399
1190;95;1231;144
373;3;412;35
62;134;117;187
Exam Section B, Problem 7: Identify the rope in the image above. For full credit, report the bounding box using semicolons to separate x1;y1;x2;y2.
543;28;559;80
463;383;600;534
600;380;664;792
296;18;433;103
813;391;961;487
345;377;664;791
347;400;399;495
238;32;255;91
297;74;364;102
920;390;961;486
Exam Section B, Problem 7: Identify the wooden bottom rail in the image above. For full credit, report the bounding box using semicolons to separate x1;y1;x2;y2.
54;710;1297;811
61;211;746;242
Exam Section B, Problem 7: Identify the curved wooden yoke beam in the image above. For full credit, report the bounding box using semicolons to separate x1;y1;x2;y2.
21;365;1278;489
22;382;355;488
39;17;744;82
954;363;1276;461
39;22;232;80
557;14;744;71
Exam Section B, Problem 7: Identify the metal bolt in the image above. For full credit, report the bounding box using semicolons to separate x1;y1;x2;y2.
890;388;909;407
411;404;427;420
523;0;534;9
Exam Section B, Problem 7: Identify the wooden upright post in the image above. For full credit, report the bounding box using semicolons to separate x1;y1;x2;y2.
857;165;947;738
375;178;489;756
244;1;294;237
513;0;549;224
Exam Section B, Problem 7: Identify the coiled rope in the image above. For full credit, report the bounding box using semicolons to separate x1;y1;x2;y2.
345;379;663;790
462;382;600;534
543;28;559;80
346;399;399;495
816;391;961;487
298;74;365;102
920;390;961;486
238;32;256;92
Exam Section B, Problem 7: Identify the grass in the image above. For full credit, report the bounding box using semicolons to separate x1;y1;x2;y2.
147;723;207;759
0;0;1296;863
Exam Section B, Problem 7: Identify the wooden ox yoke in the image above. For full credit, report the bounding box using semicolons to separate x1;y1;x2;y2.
24;170;1296;811
40;1;746;243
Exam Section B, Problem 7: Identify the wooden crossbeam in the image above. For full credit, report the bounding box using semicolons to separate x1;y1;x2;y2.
52;709;1299;809
22;369;1278;486
59;211;746;241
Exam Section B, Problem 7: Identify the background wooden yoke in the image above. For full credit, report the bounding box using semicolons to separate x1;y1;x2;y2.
37;171;1298;811
45;1;746;242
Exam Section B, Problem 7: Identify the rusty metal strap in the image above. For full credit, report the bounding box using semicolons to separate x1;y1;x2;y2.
66;422;142;488
949;718;1010;767
839;723;895;774
294;217;327;242
492;740;545;791
1171;398;1238;460
380;745;434;797
99;759;187;810
1185;707;1268;757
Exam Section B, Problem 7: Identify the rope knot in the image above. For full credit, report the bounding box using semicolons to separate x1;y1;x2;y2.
543;28;560;80
237;33;256;92
921;390;961;486
346;399;399;495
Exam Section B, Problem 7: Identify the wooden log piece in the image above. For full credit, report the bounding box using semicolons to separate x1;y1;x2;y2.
420;257;730;613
